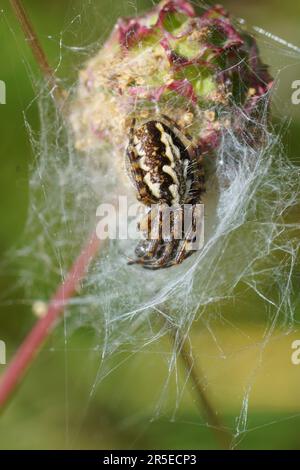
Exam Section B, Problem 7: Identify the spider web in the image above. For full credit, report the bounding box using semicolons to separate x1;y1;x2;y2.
1;0;300;450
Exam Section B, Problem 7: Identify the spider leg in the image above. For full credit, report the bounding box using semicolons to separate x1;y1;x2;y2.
128;238;160;264
141;239;181;270
166;239;195;267
142;204;200;269
128;203;202;269
138;208;181;269
165;204;201;267
128;205;181;269
128;205;164;266
184;146;205;206
185;176;205;204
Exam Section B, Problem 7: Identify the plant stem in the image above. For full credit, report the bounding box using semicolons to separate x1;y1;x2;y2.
169;326;233;449
9;0;65;106
0;232;101;408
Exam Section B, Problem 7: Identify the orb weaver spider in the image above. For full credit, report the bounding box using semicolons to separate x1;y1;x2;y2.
126;114;205;269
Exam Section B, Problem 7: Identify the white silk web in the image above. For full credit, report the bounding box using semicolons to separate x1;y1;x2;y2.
3;0;300;449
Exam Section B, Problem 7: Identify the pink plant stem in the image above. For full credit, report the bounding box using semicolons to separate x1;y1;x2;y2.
0;232;101;408
1;0;101;411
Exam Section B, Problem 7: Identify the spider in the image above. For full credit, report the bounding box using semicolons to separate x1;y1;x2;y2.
126;114;205;269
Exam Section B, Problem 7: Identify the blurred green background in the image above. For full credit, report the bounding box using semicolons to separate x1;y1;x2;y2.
0;0;300;450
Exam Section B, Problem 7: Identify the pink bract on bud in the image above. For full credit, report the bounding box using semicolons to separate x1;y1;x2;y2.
70;0;273;158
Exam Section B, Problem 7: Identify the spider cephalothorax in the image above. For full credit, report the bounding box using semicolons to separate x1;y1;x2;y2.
126;115;205;269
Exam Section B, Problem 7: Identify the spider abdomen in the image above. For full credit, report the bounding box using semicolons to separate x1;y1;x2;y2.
127;120;191;206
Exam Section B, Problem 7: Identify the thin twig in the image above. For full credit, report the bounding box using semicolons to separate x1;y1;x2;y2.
169;326;233;449
9;0;66;106
0;232;101;408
